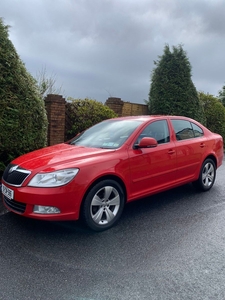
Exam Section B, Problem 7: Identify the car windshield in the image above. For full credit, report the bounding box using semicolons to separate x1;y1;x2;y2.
69;119;142;149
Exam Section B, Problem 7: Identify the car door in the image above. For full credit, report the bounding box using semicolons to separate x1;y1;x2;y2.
170;119;207;182
128;119;177;200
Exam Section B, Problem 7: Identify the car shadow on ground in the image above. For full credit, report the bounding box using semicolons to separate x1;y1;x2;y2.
0;182;199;238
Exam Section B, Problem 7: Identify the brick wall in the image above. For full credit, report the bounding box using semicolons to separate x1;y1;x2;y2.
122;101;149;116
105;97;149;116
105;97;124;116
45;94;66;146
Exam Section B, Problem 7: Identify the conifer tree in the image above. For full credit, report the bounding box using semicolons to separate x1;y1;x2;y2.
148;45;204;123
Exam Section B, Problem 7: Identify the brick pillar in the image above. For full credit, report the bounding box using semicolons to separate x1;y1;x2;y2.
45;94;66;146
105;97;124;117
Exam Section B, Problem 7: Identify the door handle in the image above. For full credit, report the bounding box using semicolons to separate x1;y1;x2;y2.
168;149;175;155
200;143;205;148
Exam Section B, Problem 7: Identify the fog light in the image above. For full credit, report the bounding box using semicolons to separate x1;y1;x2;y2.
33;205;61;214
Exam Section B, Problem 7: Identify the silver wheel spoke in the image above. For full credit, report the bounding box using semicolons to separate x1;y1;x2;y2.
204;177;209;186
104;186;113;200
207;174;214;182
202;163;214;187
208;165;213;173
105;207;115;222
92;194;103;206
92;207;104;223
202;172;207;181
108;194;120;206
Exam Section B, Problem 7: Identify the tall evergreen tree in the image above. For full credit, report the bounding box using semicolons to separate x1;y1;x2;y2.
148;45;204;123
0;19;47;174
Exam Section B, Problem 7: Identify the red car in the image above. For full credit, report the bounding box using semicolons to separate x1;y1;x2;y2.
1;116;224;231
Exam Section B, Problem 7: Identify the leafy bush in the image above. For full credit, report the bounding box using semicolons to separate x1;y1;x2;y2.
0;19;47;175
148;45;205;124
198;92;225;142
218;83;225;107
65;98;117;140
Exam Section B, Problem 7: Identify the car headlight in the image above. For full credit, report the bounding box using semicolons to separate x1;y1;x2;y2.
28;168;79;187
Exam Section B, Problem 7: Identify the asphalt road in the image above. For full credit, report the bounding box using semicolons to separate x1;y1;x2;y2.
0;161;225;300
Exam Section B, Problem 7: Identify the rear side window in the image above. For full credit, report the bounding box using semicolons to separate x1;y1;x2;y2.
192;123;204;137
171;120;204;141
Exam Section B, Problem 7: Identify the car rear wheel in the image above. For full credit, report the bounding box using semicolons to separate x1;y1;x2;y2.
193;158;216;191
82;179;125;231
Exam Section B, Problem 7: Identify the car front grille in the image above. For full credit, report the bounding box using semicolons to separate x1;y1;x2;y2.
3;195;26;214
2;164;31;186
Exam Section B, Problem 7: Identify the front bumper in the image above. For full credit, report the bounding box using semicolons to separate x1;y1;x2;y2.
2;182;82;221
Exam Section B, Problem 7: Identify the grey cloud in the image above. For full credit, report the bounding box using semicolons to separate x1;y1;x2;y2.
1;0;225;103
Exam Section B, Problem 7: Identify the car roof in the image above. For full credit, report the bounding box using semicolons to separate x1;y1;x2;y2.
109;115;195;122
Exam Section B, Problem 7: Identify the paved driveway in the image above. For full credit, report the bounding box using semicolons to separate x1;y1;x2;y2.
0;161;225;300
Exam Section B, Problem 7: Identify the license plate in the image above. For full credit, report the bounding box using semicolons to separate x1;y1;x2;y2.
1;183;14;200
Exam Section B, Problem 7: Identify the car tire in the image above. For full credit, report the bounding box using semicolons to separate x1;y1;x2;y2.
82;179;125;231
193;158;216;191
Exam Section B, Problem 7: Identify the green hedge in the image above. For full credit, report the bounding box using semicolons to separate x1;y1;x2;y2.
65;98;117;140
199;92;225;143
0;19;47;175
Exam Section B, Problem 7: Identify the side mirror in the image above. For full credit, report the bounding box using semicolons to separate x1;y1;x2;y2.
135;137;158;149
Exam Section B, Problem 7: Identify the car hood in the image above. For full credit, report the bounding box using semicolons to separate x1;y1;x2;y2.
12;143;116;172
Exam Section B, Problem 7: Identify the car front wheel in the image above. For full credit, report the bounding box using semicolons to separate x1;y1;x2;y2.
82;179;125;231
193;158;216;191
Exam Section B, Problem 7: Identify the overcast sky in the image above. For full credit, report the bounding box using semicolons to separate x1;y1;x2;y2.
1;0;225;104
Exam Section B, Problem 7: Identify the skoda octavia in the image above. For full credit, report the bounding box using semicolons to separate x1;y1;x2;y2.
1;116;224;231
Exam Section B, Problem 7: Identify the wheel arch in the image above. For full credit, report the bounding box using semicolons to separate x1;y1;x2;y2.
204;154;217;169
79;175;127;217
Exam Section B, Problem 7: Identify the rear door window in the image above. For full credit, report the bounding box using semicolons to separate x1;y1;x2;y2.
191;123;204;137
171;120;204;141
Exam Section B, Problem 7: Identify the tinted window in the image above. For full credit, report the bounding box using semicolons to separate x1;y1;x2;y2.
172;120;204;140
137;120;170;144
171;120;194;140
191;122;204;137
